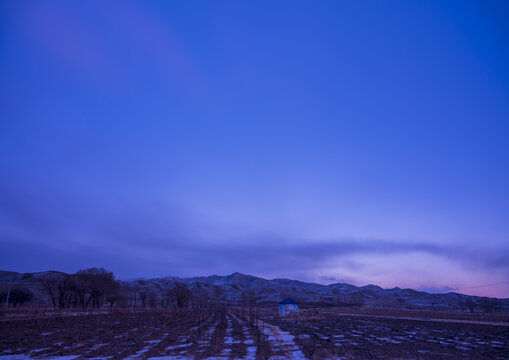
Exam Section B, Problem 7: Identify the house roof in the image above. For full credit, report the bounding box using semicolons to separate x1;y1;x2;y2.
279;297;298;305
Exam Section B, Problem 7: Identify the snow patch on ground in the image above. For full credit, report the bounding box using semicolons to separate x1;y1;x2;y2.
221;315;234;356
125;338;164;359
195;320;219;354
0;357;80;360
257;320;308;360
166;343;191;351
245;346;257;360
229;313;257;359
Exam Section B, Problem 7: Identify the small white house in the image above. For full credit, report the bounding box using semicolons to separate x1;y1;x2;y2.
278;298;298;317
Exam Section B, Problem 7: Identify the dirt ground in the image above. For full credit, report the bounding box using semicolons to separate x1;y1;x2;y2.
0;308;271;359
0;308;508;359
267;309;509;360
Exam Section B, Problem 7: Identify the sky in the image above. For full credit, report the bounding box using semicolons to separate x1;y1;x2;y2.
1;0;508;298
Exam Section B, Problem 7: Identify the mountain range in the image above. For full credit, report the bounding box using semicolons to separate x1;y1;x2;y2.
1;270;508;312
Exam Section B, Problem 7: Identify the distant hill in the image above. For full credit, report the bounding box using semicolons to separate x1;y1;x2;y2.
1;270;508;312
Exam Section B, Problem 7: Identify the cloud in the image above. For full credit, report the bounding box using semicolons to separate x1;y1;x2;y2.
417;285;456;294
1;178;508;297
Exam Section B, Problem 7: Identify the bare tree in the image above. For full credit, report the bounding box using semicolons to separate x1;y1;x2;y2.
40;278;58;308
193;283;210;308
212;285;224;302
480;297;498;313
165;288;177;308
241;290;257;307
75;268;118;309
148;290;158;308
57;275;73;309
0;287;33;307
139;288;148;308
168;283;193;309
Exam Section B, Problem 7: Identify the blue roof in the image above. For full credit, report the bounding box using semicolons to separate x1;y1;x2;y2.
279;297;298;305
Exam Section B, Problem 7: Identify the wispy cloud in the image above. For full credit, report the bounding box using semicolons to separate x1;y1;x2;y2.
2;179;508;297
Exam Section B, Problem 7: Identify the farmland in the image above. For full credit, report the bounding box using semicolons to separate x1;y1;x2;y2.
1;308;508;359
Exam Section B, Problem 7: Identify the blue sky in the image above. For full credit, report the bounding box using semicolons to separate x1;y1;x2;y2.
1;0;508;297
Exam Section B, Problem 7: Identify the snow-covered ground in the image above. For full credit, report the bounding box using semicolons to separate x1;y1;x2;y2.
257;320;308;360
2;309;507;359
229;312;257;360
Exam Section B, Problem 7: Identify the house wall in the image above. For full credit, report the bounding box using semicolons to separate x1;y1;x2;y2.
278;303;298;317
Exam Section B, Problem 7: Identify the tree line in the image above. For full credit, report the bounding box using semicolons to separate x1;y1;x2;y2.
1;268;223;310
1;268;505;312
39;268;118;309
